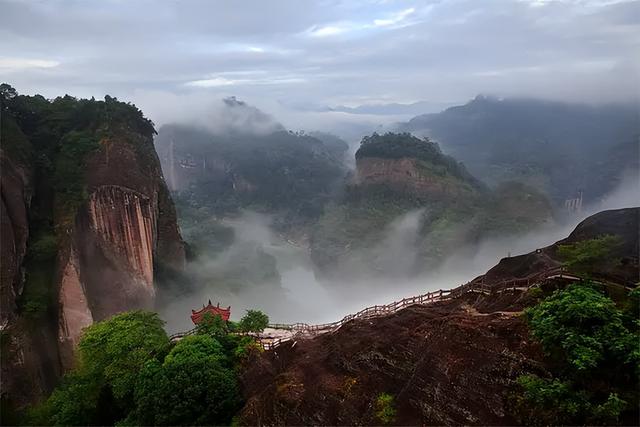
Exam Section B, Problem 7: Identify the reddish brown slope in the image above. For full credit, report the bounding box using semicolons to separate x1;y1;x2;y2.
240;293;544;426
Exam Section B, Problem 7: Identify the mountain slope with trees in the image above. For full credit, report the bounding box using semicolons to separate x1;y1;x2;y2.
399;96;639;205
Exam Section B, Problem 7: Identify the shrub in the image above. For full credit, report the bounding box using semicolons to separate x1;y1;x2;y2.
557;235;622;276
130;335;241;426
516;283;639;425
237;309;269;333
374;393;396;425
28;233;58;261
31;311;169;425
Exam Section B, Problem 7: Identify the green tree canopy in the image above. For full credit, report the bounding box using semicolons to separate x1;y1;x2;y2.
238;309;269;333
516;283;639;425
31;311;169;425
129;335;241;426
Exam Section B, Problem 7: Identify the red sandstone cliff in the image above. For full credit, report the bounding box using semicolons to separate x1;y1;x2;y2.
1;126;186;407
354;157;477;199
56;133;186;366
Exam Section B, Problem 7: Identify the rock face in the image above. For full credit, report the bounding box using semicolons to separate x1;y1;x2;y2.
240;295;544;426
1;111;186;408
56;133;186;367
0;148;31;328
354;157;476;198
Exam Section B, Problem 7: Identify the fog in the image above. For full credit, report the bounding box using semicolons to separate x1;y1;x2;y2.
158;171;639;334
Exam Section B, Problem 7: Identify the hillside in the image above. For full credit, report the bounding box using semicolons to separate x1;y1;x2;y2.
0;85;185;409
240;208;639;426
399;96;639;205
310;133;553;279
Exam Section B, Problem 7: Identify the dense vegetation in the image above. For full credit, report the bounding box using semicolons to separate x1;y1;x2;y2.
310;132;552;278
157;124;347;227
401;95;639;204
356;132;482;189
557;235;622;277
29;309;268;426
516;284;639;425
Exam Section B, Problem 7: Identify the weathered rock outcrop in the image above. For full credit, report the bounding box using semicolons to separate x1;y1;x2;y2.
57;133;186;367
1;99;186;408
354;157;477;198
240;296;544;426
0;148;31;327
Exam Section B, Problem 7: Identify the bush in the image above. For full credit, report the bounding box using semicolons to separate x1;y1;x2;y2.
557;235;622;276
196;312;228;338
130;335;241;426
374;393;396;425
31;311;169;425
237;309;269;333
28;233;58;261
516;283;639;425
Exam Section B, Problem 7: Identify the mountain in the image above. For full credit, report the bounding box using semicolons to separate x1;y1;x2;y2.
0;85;185;408
154;103;349;248
399;96;639;205
328;100;453;116
310;133;553;279
239;208;639;426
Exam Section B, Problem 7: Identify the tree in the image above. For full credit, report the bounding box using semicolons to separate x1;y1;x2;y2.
129;335;241;426
238;309;269;333
195;311;228;337
31;311;169;425
516;283;639;425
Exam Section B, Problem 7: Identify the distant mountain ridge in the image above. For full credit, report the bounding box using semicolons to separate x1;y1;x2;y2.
398;95;639;205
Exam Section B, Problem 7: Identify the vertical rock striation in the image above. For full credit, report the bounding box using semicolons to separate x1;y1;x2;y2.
55;134;186;367
2;124;186;406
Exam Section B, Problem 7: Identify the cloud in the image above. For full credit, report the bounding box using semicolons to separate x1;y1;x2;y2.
1;0;637;123
373;7;416;27
308;25;349;37
0;57;60;71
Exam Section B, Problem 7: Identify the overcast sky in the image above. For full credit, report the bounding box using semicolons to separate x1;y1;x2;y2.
1;0;638;129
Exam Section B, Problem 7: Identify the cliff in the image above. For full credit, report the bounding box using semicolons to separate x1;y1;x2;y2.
354;157;477;199
0;87;185;409
57;132;185;364
310;133;553;279
240;208;638;425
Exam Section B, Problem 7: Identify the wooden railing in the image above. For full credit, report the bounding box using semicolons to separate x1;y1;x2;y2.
169;266;584;349
258;267;572;349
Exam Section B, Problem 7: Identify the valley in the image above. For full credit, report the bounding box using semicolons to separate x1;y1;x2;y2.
1;84;638;426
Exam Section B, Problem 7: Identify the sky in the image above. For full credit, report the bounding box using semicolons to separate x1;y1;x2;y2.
1;0;639;130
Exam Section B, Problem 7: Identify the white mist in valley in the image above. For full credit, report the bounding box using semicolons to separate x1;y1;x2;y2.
159;172;638;334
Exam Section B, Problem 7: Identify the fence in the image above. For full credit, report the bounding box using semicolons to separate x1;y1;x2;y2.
170;266;576;348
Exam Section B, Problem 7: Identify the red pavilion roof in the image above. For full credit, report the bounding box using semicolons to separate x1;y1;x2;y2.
191;300;231;325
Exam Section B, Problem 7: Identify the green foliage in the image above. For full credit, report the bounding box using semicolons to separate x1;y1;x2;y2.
28;233;58;261
31;308;254;426
32;311;169;425
374;393;396;425
557;235;622;276
516;283;639;425
238;309;269;333
356;132;482;187
128;335;241;426
195;312;228;338
53;130;100;232
19;239;56;319
525;284;635;371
